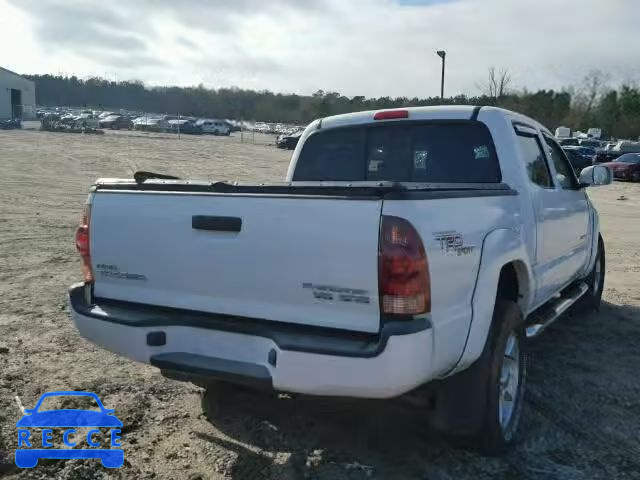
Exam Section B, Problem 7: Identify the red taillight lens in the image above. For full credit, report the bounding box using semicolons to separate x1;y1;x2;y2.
379;216;430;315
373;110;409;121
75;205;94;283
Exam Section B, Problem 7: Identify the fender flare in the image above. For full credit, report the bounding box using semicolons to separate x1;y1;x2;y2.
581;206;601;278
450;227;533;373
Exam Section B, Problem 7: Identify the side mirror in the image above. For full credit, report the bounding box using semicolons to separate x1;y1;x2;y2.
579;165;612;187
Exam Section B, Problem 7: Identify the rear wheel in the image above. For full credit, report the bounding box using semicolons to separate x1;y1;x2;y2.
632;171;640;182
474;300;527;454
428;300;527;455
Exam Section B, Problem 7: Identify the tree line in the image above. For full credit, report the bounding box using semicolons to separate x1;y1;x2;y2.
25;72;640;139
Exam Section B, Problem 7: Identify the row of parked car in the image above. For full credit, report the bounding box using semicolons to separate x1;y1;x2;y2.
36;107;309;141
38;109;237;136
559;137;640;182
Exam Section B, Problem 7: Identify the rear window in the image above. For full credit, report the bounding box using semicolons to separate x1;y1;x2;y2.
292;122;501;183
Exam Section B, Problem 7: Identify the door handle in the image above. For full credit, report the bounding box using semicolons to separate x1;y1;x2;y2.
192;216;242;232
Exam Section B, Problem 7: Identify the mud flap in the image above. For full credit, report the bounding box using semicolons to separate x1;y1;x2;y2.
427;344;492;437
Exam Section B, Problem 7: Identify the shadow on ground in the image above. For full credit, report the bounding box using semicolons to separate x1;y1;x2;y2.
189;301;640;479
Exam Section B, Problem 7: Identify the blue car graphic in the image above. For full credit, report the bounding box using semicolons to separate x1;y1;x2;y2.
15;391;124;468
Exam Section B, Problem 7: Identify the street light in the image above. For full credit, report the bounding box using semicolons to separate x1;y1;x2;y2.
436;50;446;100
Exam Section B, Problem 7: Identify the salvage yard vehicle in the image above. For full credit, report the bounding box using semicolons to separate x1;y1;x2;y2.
562;146;596;173
98;115;133;130
167;119;203;135
133;117;164;132
276;129;303;149
196;119;231;135
606;153;640;181
69;106;612;454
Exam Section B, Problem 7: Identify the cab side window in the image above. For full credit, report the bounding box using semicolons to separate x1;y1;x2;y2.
543;134;579;189
516;133;552;188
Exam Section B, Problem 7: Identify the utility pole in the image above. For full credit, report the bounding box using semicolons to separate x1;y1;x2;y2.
436;50;446;100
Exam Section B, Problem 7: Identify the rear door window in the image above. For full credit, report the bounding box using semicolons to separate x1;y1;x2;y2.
293;122;501;183
543;134;579;189
516;134;552;188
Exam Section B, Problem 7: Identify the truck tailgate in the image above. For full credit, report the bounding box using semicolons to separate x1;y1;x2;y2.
90;192;383;333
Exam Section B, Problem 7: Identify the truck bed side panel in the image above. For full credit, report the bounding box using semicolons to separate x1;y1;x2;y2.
381;194;521;376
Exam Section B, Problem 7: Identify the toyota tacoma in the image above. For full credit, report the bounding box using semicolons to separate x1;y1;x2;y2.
69;106;612;453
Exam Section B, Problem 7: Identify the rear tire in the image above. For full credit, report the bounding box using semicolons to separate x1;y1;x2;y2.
474;300;527;455
428;300;527;455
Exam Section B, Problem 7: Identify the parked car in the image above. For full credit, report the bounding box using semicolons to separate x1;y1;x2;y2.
133;117;165;132
60;114;78;125
575;146;596;157
555;126;571;139
562;147;593;173
276;130;303;149
167;119;203;135
196;119;231;135
253;122;271;133
70;106;612;455
613;141;640;153
578;139;603;149
587;128;603;139
99;115;133;130
0;118;21;129
558;137;579;147
594;150;623;164
226;120;243;132
606;153;640;182
75;113;100;129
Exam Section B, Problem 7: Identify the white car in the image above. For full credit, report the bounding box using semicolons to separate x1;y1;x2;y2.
74;113;100;129
69;106;611;454
196;119;230;135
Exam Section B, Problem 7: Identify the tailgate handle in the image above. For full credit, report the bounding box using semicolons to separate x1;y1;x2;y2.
192;215;242;232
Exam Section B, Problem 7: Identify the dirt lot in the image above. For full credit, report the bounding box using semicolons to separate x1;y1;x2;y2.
1;127;639;480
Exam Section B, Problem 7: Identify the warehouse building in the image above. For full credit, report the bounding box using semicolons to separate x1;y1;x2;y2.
0;67;36;120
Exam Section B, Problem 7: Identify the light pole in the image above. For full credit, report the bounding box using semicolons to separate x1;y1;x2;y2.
436;50;446;100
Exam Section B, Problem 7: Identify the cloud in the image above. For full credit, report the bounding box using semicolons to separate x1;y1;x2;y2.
1;0;638;97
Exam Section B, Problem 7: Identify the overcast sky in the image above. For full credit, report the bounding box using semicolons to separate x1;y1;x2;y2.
1;0;637;98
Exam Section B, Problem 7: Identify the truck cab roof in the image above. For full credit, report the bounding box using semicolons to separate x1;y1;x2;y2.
318;105;551;136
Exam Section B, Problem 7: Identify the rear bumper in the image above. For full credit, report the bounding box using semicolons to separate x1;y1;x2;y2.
68;283;435;398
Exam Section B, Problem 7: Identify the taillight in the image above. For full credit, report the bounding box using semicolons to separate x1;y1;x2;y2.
75;204;94;283
373;110;409;121
379;216;430;315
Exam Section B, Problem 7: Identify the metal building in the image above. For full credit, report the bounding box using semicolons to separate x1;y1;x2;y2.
0;67;36;120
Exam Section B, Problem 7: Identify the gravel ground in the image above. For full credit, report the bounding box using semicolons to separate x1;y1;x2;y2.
1;127;639;480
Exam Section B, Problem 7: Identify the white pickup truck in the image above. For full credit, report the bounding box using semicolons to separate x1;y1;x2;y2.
69;106;612;453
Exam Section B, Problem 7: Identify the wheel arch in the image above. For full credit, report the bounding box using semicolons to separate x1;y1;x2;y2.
496;260;531;311
451;228;533;373
581;206;602;278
